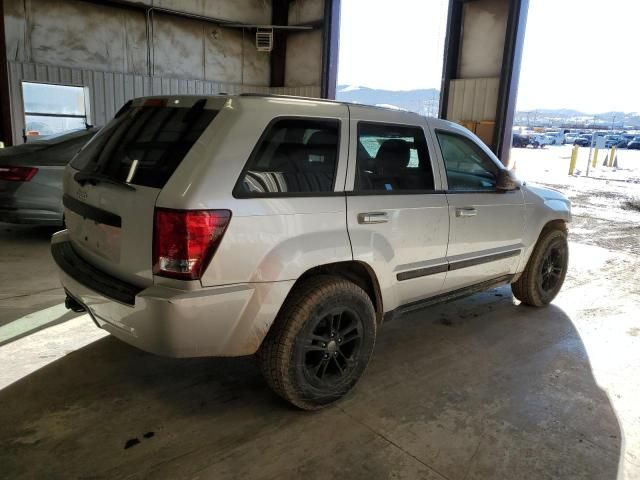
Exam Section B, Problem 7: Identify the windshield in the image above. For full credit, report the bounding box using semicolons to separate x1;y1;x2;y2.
71;102;217;189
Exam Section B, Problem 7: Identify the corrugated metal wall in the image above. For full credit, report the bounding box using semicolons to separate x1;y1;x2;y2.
7;60;321;144
446;77;500;122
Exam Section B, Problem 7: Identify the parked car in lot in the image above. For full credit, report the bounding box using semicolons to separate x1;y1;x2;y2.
604;135;622;148
512;133;530;148
564;132;580;144
574;134;593;147
620;134;635;146
627;137;640;150
0;128;98;225
52;95;571;409
544;131;564;145
530;133;549;148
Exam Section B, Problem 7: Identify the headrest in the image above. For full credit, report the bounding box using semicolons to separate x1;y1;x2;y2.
307;130;338;147
375;139;410;174
270;142;301;170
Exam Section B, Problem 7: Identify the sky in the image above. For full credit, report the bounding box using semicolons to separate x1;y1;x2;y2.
337;0;640;114
337;0;448;91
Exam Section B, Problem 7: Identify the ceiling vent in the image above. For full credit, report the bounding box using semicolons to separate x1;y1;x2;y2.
256;28;273;52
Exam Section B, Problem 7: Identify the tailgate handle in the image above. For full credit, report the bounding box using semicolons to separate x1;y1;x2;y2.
455;207;477;217
358;212;389;224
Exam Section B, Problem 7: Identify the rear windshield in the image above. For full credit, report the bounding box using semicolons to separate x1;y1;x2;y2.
71;101;217;188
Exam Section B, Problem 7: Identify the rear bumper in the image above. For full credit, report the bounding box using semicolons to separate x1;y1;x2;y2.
0;177;63;225
51;231;293;357
0;208;62;225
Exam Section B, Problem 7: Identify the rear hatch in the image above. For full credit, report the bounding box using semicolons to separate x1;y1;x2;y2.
63;97;219;288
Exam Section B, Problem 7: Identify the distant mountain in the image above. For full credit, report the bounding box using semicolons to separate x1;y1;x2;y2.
524;108;585;117
336;85;440;117
335;85;640;128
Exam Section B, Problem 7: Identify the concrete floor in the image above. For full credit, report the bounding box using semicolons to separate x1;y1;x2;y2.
0;215;639;479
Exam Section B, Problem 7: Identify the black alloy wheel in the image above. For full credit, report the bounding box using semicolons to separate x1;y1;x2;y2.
511;228;569;307
258;276;376;410
300;308;363;388
539;245;566;293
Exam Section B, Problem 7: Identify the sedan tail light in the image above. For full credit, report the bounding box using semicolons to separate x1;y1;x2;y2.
0;166;38;182
153;208;231;280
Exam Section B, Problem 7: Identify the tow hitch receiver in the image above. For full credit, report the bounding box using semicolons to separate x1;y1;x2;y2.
65;295;86;313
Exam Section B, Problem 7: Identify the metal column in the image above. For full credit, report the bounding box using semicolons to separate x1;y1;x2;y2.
0;0;13;146
321;0;340;99
439;0;530;166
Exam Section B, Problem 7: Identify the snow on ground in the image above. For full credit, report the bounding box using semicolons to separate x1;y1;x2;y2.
511;145;640;255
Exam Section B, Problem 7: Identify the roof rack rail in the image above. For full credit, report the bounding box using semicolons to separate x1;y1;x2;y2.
237;93;425;117
238;93;343;104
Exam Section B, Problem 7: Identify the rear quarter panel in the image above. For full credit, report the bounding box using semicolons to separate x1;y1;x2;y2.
156;97;353;286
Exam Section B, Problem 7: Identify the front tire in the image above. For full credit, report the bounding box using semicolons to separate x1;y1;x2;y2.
258;276;376;410
512;227;569;307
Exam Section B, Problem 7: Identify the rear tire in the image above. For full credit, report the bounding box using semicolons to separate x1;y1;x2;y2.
512;227;569;307
258;275;376;410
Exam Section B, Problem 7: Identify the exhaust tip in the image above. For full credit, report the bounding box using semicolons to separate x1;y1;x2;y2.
65;295;86;313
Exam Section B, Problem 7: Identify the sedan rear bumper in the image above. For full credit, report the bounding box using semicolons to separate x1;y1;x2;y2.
0;207;62;225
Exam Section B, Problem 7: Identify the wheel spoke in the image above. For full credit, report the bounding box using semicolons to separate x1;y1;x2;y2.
337;348;352;365
310;334;328;343
314;357;330;378
333;356;345;375
339;324;357;337
334;313;342;334
542;277;550;290
304;344;326;353
342;330;360;345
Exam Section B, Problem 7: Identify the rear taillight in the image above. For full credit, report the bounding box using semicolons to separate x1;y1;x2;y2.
0;166;38;182
153;208;231;281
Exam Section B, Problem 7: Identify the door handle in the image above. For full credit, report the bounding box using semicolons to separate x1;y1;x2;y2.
357;212;389;224
455;207;477;217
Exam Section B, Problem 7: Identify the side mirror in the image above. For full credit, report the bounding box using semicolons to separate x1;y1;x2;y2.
496;169;522;191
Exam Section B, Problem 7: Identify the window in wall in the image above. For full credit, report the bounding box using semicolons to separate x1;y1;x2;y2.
435;131;499;192
22;82;89;141
235;118;340;196
355;122;435;192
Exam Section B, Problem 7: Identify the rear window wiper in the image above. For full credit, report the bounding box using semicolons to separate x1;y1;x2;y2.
74;171;136;191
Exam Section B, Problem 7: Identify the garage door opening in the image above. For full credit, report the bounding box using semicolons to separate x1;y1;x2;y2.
336;0;448;116
512;0;640;255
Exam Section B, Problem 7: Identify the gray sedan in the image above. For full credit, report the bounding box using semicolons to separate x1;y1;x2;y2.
0;128;97;226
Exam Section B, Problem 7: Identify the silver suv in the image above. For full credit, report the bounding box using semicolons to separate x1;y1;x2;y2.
52;95;571;409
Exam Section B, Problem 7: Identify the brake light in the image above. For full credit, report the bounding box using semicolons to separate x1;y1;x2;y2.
153;208;231;280
144;98;167;107
0;166;38;182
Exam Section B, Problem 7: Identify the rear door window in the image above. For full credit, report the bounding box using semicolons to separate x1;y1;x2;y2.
234;118;340;196
71;100;217;189
355;123;435;192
